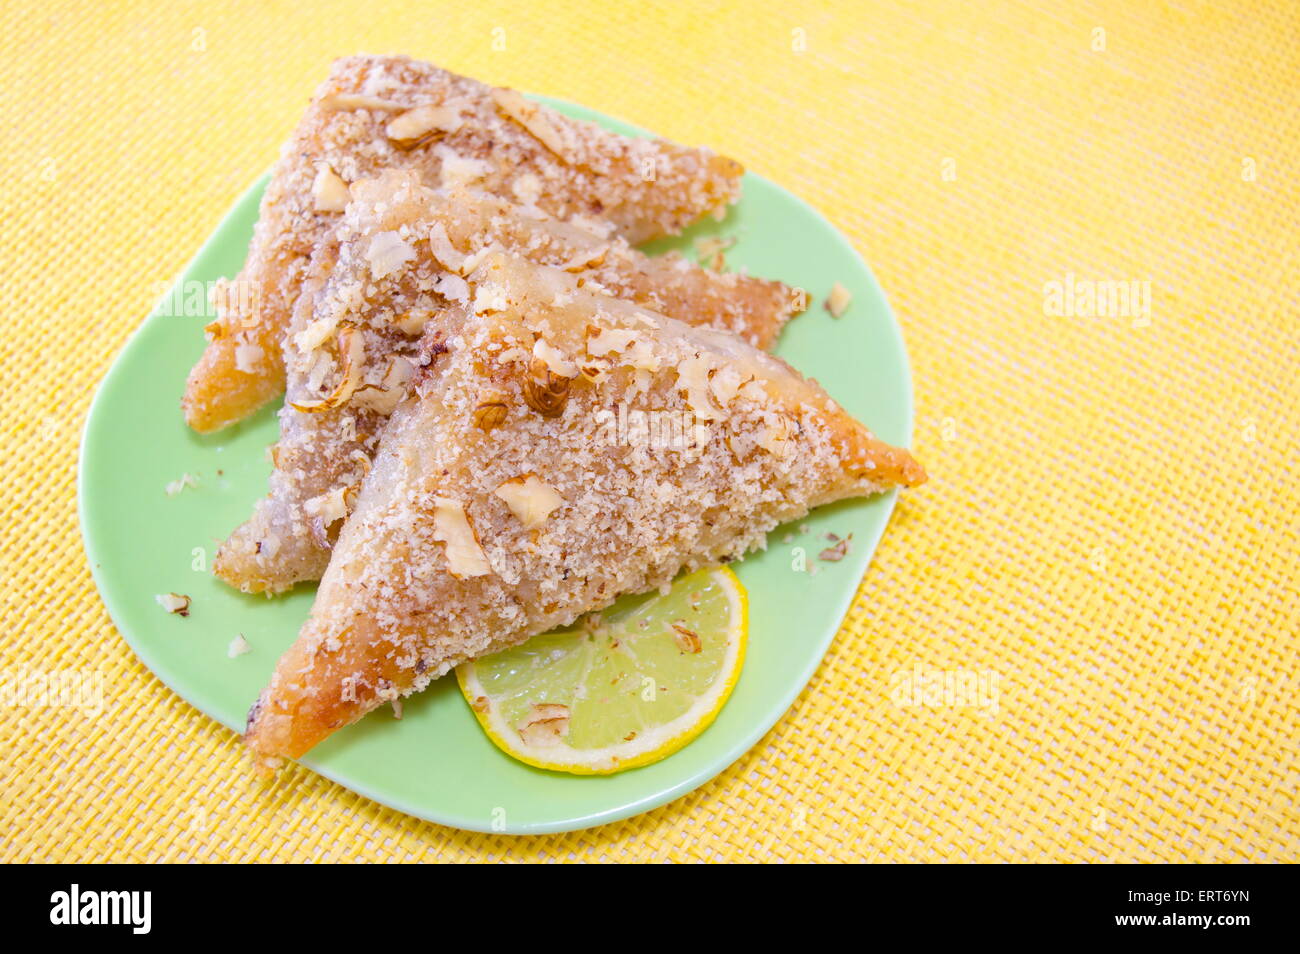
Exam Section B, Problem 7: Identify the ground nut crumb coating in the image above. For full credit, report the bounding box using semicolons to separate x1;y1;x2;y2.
244;253;924;760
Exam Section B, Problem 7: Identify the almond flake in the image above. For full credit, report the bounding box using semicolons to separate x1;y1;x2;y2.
586;326;639;357
677;354;722;421
825;282;852;318
290;323;365;412
695;235;735;271
491;87;569;159
304;485;350;526
320;93;405;112
385;104;462;149
234;342;263;374
516;703;570;746
155;593;191;617
757;415;794;457
352;357;414;415
165;473;199;497
434;272;470;304
819;534;853;562
432;497;491;578
366;230;415;279
311;164;351;212
427;222;467;272
671;622;703;653
495;475;564;529
297;315;340;353
532;338;578;378
393;309;431;336
708;366;748;406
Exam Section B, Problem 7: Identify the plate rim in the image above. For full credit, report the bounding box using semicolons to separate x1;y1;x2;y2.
77;95;914;835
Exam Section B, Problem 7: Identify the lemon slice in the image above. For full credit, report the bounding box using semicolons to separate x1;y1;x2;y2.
456;567;747;774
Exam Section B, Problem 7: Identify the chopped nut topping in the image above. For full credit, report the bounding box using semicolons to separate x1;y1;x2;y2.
471;281;509;314
586;326;639;358
352;357;414;415
366;230;416;279
532;338;578;378
297;315;340;352
494;475;564;529
757;416;794;457
319;92;405;112
825;282;852;318
676;353;722;420
165;473;199;497
227;634;252;658
350;386;400;415
708;366;748;406
557;244;609;273
471;695;490;714
516;703;570;746
491;87;569;159
311;164;351;212
304;485;350;526
385;104;462;149
671;622;702;653
471;392;509;432
234;343;264;374
393;309;431;336
432;497;491;578
434;272;471;304
522;358;572;418
695;235;735;271
426;221;466;272
290;323;365;412
155;593;191;617
819;534;852;562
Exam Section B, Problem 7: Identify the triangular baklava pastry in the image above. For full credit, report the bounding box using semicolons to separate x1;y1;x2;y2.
244;253;924;762
184;54;744;433
212;172;801;594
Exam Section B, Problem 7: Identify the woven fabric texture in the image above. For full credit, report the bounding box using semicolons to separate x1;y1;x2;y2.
1;0;1296;863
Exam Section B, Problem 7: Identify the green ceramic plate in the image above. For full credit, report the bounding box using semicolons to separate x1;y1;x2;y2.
79;97;914;834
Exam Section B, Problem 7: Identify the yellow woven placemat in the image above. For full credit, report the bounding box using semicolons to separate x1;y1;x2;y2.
2;0;1296;863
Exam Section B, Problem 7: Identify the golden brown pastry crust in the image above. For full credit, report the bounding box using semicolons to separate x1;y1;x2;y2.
245;253;923;761
213;172;803;594
183;54;745;434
